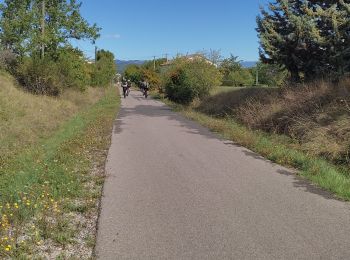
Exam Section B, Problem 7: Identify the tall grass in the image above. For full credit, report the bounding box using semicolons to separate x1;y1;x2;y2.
0;76;119;258
198;80;350;165
0;72;106;163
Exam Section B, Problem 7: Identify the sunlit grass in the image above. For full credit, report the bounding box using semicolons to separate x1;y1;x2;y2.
0;81;120;258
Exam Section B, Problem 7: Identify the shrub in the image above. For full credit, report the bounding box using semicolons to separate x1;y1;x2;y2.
164;68;195;104
141;68;161;90
198;79;350;164
91;50;116;87
57;47;90;91
164;59;221;104
0;49;17;73
226;69;254;87
124;64;142;83
16;56;62;95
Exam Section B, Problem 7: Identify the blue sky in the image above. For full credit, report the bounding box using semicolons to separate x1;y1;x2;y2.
74;0;269;61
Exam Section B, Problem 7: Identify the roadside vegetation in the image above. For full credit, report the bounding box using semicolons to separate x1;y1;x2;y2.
147;0;350;199
0;0;119;257
0;81;119;258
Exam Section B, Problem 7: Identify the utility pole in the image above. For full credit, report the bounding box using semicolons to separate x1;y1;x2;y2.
153;56;156;71
95;46;98;63
164;53;169;62
41;0;45;59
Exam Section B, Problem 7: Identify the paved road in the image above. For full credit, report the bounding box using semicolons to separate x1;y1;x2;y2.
96;89;350;259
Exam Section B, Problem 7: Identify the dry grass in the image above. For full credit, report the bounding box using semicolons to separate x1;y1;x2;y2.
0;72;106;163
197;80;350;164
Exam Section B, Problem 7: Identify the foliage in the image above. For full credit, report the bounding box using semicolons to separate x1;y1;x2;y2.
257;0;350;81
91;49;116;87
124;63;162;90
16;56;62;95
141;68;161;90
164;58;222;104
124;64;142;82
57;47;90;91
0;49;17;72
142;58;167;73
227;69;254;87
205;49;223;67
219;54;242;79
0;0;100;58
15;46;94;95
0;0;113;95
218;54;257;86
251;63;288;87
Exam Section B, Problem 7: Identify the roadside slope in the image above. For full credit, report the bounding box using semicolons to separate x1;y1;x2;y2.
0;78;120;258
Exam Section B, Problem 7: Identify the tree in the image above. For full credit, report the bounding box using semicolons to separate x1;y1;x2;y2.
142;58;166;73
251;62;288;87
124;64;142;82
91;50;116;87
219;54;242;78
0;0;100;58
227;69;254;87
206;49;222;67
257;0;350;81
0;0;32;56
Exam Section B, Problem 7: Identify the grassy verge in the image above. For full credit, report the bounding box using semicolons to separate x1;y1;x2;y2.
0;72;107;164
155;94;350;201
0;86;120;258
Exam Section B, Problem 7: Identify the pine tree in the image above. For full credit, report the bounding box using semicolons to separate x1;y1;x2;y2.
257;0;350;81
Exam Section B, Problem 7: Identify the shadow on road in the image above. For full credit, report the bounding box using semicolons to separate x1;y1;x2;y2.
113;93;342;202
114;101;222;143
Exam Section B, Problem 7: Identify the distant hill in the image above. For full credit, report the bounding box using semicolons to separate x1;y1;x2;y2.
116;60;146;73
115;59;257;73
241;61;257;68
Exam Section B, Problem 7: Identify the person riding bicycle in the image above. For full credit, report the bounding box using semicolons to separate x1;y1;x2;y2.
142;79;150;98
121;78;128;98
127;80;132;96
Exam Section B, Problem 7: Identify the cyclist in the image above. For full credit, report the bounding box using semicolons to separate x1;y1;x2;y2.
142;80;150;98
127;80;132;96
121;78;128;98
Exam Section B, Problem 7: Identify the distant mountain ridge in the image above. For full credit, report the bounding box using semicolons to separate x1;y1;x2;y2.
115;59;145;73
116;59;258;73
240;61;257;68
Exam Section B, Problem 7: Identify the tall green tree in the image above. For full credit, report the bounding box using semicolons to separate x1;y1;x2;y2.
257;0;350;81
219;54;242;78
0;0;100;58
91;49;116;87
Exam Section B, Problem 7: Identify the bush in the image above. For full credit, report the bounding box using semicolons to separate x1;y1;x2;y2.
16;56;62;95
164;68;195;104
226;69;254;87
124;64;142;83
197;79;350;164
91;50;116;87
141;68;161;90
57;47;90;91
251;63;288;87
164;59;221;104
0;49;17;73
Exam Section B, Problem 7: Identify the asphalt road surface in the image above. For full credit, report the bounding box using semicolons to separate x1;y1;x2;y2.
96;89;350;260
